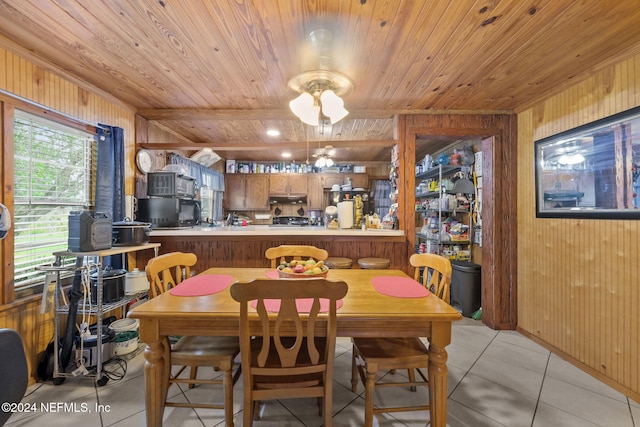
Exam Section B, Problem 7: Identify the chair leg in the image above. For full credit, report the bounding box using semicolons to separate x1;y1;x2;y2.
323;396;333;427
243;395;253;427
350;346;358;392
364;369;376;427
223;365;234;427
253;401;262;420
408;368;417;392
189;366;198;388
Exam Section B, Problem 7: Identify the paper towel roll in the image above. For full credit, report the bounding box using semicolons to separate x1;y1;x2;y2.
337;201;354;229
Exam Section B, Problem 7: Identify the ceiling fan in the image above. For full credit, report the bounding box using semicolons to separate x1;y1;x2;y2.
312;145;336;168
288;26;354;126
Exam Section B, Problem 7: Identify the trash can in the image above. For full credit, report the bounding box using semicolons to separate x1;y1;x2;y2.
450;260;481;317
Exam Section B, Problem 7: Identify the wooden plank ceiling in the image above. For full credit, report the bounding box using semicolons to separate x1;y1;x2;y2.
1;0;639;164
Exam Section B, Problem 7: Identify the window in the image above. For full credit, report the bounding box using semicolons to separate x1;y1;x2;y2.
13;111;95;294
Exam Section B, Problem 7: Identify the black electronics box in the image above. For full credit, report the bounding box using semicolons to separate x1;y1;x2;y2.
68;211;112;252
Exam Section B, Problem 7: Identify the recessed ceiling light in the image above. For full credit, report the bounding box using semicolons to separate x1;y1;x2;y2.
266;129;280;137
282;151;292;158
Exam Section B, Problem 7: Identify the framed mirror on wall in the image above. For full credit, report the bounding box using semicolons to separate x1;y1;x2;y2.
535;105;640;219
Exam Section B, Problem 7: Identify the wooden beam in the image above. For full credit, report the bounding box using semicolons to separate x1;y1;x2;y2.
139;139;396;150
137;108;513;121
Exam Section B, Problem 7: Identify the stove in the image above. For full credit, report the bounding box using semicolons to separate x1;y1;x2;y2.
271;216;310;226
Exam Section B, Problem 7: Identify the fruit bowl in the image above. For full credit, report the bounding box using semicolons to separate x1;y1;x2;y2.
276;260;329;279
277;268;329;279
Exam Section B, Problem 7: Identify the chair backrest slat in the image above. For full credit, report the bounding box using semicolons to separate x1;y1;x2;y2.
410;253;452;303
145;252;197;298
230;278;347;372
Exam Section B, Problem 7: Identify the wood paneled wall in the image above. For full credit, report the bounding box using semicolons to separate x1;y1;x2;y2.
517;54;640;401
0;47;136;383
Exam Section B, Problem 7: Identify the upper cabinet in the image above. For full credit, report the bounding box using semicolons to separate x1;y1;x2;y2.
223;175;269;211
223;171;370;212
269;174;307;195
223;174;245;211
321;173;368;189
307;175;323;209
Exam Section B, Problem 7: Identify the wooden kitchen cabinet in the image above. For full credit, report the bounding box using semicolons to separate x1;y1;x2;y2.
269;174;307;194
349;173;368;188
224;173;368;211
246;175;269;209
307;175;323;209
321;173;368;189
322;175;342;189
224;174;269;210
224;174;245;210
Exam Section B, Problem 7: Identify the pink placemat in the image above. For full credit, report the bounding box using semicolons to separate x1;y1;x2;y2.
370;276;430;298
265;269;279;279
251;299;343;313
169;274;234;296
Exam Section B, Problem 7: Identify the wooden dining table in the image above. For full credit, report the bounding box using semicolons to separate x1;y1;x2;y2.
128;267;462;427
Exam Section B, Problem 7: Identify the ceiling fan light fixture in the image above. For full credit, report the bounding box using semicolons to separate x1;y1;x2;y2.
288;69;354;126
314;154;334;168
320;89;349;124
289;92;320;126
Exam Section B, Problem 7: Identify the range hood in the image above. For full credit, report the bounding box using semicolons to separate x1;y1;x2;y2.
269;195;307;205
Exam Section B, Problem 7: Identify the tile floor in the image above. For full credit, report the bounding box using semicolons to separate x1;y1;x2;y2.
8;318;639;426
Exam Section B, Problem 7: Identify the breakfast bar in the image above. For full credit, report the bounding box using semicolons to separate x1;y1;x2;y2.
135;226;408;272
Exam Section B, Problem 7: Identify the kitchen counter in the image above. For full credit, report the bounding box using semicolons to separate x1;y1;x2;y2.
137;225;408;272
150;225;404;237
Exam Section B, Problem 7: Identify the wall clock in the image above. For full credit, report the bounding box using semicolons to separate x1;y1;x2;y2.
136;149;154;173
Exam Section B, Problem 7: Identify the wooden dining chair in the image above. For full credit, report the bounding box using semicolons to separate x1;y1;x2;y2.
350;253;452;427
145;251;197;298
145;252;241;426
410;253;452;304
230;278;348;427
264;244;329;268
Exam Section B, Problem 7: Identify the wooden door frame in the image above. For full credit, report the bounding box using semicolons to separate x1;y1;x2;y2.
1;101;15;305
399;117;517;330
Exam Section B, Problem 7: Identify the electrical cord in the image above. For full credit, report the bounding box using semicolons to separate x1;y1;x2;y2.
102;356;127;381
23;382;45;397
72;264;94;375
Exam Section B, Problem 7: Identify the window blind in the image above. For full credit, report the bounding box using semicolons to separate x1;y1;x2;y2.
13;111;95;292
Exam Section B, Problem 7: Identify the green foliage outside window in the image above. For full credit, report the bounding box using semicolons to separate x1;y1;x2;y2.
13;111;94;292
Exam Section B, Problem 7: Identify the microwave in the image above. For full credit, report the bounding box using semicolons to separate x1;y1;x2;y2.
138;198;201;228
147;172;197;199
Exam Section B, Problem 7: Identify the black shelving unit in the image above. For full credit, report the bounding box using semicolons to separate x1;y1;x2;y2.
37;243;160;386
